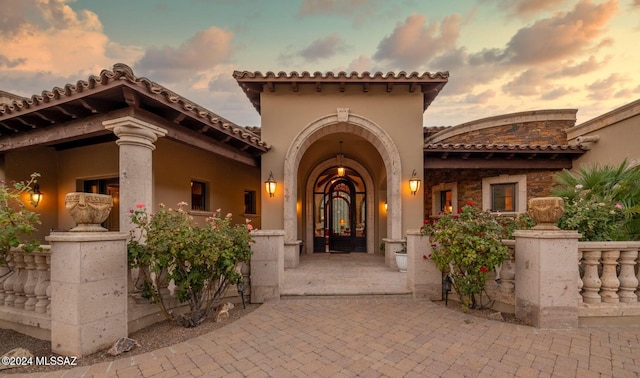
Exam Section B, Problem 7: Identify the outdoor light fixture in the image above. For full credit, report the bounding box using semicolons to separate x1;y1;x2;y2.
384;201;388;212
336;141;345;177
31;184;43;208
409;169;421;195
265;171;277;197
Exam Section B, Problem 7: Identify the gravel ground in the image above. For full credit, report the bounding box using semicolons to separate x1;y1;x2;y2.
0;303;260;375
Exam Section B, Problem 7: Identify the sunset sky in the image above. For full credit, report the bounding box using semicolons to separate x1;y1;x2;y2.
1;0;639;127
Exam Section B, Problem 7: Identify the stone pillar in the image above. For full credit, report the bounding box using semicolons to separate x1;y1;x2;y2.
284;240;301;269
103;116;167;233
406;230;441;300
514;229;581;328
383;238;405;270
47;232;129;357
250;230;284;303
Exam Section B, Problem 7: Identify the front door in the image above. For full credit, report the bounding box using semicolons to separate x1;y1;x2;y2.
313;169;366;252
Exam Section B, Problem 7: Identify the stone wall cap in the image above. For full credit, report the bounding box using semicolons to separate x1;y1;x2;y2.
250;230;285;236
46;231;129;242
578;241;640;249
513;230;582;239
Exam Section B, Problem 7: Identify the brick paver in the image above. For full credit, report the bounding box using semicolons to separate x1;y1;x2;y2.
12;296;640;377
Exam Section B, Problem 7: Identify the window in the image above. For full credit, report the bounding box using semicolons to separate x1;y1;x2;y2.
244;190;256;214
191;180;207;211
82;178;119;231
482;174;527;213
431;182;457;216
491;183;515;212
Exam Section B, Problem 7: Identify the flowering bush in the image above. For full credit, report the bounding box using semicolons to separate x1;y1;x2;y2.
556;186;624;241
553;160;640;241
1;173;41;278
421;202;509;310
128;202;253;327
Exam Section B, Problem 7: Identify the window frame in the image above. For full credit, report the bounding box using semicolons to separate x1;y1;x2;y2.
190;180;208;212
431;182;458;217
482;174;527;214
244;189;257;215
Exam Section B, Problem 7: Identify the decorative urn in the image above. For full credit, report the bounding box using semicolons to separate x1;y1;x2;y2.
65;192;114;232
528;197;564;230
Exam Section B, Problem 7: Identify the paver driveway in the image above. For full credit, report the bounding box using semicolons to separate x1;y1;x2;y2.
16;295;640;377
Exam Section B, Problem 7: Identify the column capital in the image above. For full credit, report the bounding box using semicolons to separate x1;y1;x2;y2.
103;116;167;150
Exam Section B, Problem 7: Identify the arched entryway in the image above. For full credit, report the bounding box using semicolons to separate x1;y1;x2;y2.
312;167;367;252
285;109;402;257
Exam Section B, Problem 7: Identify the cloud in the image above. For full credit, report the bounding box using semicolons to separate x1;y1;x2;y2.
373;13;461;68
136;26;234;82
346;55;373;72
483;0;572;18
586;73;626;100
298;0;373;16
0;0;143;85
546;56;609;78
502;69;544;96
299;33;346;62
501;0;618;65
465;90;496;104
541;86;575;100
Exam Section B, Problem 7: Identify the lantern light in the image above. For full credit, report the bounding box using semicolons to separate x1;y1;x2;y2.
31;184;43;208
409;169;421;195
265;171;277;197
336;141;345;177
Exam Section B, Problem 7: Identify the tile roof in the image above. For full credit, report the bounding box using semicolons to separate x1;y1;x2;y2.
424;143;586;152
234;70;449;114
0;63;269;153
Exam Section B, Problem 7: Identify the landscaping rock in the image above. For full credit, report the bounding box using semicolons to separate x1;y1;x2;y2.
0;348;34;370
107;337;140;356
488;312;505;321
215;302;235;322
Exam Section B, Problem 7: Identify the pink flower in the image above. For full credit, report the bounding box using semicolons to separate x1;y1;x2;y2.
423;219;429;224
177;201;188;207
616;203;623;209
480;266;488;273
136;203;144;209
226;212;232;218
247;224;254;230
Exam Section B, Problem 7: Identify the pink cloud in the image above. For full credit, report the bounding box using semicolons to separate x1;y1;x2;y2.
137;27;234;82
465;90;497;104
373;13;461;68
502;69;544;96
546;56;609;78
299;33;346;62
488;0;572;18
586;73;626;100
503;0;618;65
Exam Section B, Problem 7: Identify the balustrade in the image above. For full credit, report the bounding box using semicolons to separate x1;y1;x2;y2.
0;247;51;314
499;241;516;294
578;243;640;305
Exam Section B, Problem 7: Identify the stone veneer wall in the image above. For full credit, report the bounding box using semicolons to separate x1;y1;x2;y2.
424;169;557;218
436;119;573;145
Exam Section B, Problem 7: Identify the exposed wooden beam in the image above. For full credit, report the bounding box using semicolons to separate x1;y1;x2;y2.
386;83;393;92
550;153;559;160
31;111;55;124
316;82;322;92
266;82;275;92
291;82;298;92
425;157;573;169
363;83;369;92
485;152;494;160
441;152;449;159
54;105;78;119
339;82;345;92
0;122;18;133
173;113;186;124
409;82;418;93
78;98;98;113
462;153;470;160
0;108;133;152
527;153;537;160
14;117;36;129
506;153;515;160
122;86;140;108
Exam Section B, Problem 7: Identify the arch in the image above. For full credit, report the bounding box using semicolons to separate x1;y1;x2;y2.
305;157;375;254
284;110;402;244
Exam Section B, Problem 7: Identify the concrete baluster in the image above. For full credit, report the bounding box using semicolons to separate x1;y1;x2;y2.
12;252;27;308
1;252;16;306
500;244;516;294
0;259;10;305
581;250;602;303
34;253;50;314
23;253;38;311
577;249;584;303
46;254;51;314
618;249;638;303
599;249;620;303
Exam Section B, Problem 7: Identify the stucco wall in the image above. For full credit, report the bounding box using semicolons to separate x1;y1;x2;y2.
153;138;261;228
5;147;61;242
260;84;425;241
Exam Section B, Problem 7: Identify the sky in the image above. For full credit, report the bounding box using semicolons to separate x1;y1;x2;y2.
1;0;639;127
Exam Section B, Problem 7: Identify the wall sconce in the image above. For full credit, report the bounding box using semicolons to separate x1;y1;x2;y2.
336;141;345;177
31;184;43;208
409;169;421;196
265;171;277;197
384;201;388;212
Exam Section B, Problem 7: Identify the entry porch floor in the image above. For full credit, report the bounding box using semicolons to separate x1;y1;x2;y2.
282;252;411;296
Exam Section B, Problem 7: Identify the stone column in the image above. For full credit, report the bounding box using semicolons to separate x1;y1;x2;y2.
514;229;581;328
250;230;284;303
47;231;129;357
383;238;405;270
103;116;167;233
284;240;301;269
406;230;441;300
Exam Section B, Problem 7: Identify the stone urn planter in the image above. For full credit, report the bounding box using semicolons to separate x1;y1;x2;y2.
65;192;114;232
528;197;564;230
395;252;408;272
